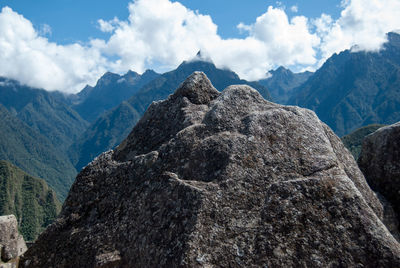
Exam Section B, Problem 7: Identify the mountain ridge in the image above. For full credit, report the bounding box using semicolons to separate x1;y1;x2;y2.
289;32;400;136
73;69;160;122
70;59;272;170
0;77;88;152
259;66;312;104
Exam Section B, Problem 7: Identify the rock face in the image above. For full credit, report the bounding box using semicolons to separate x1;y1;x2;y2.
0;215;27;266
358;122;400;233
21;72;400;267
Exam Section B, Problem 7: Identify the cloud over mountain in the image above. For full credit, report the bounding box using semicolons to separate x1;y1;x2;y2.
0;0;399;93
96;0;320;81
0;7;108;93
315;0;400;62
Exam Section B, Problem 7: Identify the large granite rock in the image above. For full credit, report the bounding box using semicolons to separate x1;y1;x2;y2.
358;122;400;232
0;215;27;267
21;73;400;267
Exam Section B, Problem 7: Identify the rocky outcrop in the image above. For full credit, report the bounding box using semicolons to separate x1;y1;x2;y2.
358;122;400;234
0;215;27;267
21;72;400;267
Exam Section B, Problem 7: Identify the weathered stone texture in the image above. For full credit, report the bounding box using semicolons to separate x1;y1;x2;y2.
21;72;400;267
358;122;400;237
0;215;27;267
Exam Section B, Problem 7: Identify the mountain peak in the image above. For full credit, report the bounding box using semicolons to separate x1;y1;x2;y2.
142;69;158;76
387;31;400;48
97;72;121;86
124;70;140;79
269;66;294;77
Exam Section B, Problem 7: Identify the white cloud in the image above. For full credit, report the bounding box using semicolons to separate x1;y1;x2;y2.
315;0;400;61
39;23;52;36
98;18;120;33
291;5;299;13
1;0;400;93
97;0;319;81
0;7;108;93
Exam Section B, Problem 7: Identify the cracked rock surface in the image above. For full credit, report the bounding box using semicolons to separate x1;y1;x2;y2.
21;72;400;267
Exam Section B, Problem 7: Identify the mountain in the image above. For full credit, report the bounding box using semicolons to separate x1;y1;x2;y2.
0;77;89;152
258;66;312;104
70;59;272;170
0;160;61;241
0;104;76;199
68;101;141;170
22;73;400;267
73;70;160;122
290;32;400;136
341;124;385;160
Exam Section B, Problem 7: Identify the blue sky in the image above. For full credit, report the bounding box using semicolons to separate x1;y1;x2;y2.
2;0;342;44
0;0;399;93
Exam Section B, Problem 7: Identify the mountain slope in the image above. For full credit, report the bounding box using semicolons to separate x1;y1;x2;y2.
0;104;76;199
258;66;312;104
71;59;271;170
73;70;160;122
69;101;141;170
0;78;88;152
0;160;61;241
290;32;400;136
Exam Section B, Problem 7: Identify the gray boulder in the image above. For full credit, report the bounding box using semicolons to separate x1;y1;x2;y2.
358;122;400;233
0;215;27;265
21;72;400;267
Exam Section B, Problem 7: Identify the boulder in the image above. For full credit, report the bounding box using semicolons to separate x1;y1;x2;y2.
21;72;400;267
358;122;400;234
0;215;27;265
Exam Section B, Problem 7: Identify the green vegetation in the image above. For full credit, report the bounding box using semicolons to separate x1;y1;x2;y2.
341;124;385;160
0;78;89;153
0;104;77;199
0;160;61;241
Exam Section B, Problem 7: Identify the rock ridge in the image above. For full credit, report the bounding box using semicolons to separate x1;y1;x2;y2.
21;72;400;267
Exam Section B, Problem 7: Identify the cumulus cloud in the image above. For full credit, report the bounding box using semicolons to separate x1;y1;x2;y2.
291;5;299;13
1;0;400;92
97;0;319;80
315;0;400;61
38;23;52;36
98;18;120;33
0;7;108;93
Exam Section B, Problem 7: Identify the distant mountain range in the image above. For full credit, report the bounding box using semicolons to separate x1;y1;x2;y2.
290;32;400;136
69;59;272;170
259;66;312;104
0;160;61;241
73;70;160;122
1;34;400;201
